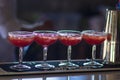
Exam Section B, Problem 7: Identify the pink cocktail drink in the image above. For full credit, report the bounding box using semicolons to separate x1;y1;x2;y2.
82;30;107;68
59;34;82;46
8;34;34;47
34;30;58;70
8;31;34;71
58;30;82;69
83;33;106;45
34;33;58;47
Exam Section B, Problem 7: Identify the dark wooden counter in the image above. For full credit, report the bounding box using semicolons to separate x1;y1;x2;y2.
0;60;120;80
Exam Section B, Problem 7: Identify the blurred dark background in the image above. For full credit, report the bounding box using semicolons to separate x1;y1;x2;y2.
17;0;117;31
0;0;118;62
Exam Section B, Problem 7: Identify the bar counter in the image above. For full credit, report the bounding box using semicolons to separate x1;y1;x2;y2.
0;71;120;80
0;60;120;80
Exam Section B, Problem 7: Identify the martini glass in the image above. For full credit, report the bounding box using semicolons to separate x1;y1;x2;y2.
57;30;82;69
82;30;107;68
33;30;58;70
8;31;34;71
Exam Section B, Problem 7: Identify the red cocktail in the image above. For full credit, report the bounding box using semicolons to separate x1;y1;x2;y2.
35;33;58;47
8;31;34;71
34;30;58;70
82;30;107;68
8;34;34;47
59;34;82;46
83;33;106;45
58;30;82;69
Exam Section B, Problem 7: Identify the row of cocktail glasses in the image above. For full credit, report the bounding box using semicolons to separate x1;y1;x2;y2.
8;30;110;71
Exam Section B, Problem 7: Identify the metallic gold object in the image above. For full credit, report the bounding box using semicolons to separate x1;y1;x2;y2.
102;9;120;64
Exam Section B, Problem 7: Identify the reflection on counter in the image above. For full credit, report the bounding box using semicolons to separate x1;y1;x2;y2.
11;74;105;80
12;78;42;80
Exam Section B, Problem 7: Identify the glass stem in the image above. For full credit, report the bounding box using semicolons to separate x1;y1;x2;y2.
19;47;23;65
92;45;96;62
105;41;110;64
43;46;48;64
67;45;72;63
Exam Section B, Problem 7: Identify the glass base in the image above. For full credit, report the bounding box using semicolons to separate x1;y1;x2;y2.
10;64;31;71
83;61;103;68
59;62;79;69
35;63;55;70
102;59;111;64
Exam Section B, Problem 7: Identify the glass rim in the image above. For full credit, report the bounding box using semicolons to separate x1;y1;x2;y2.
81;30;107;36
81;30;95;33
33;30;57;33
57;30;81;33
8;31;34;35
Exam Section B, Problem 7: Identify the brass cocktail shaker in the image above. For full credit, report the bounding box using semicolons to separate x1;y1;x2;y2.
102;9;120;64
